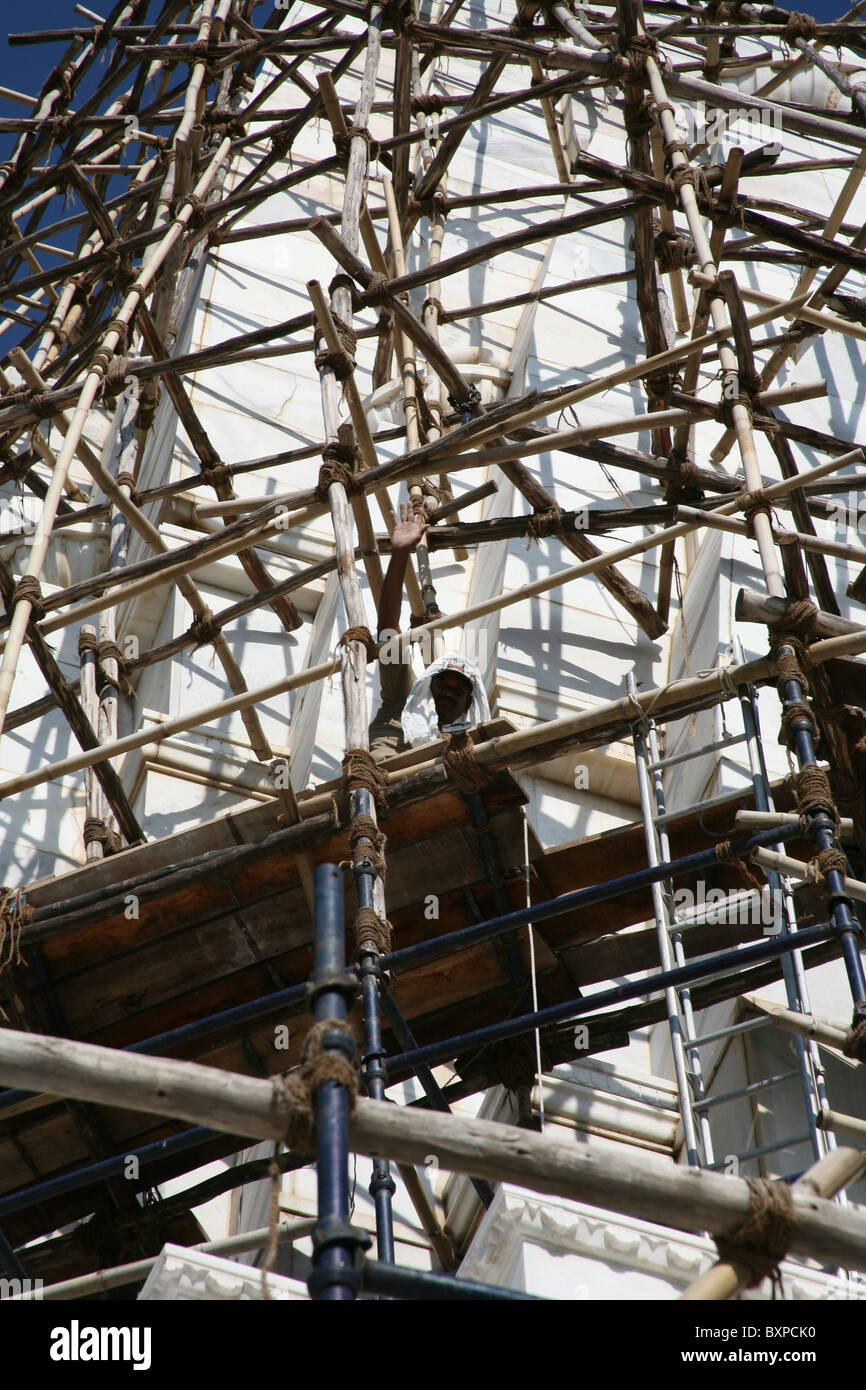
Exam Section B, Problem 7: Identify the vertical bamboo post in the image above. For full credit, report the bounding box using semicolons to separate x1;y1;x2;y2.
78;625;102;863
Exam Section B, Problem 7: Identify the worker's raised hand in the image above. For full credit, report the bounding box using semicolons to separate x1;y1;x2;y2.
390;500;428;552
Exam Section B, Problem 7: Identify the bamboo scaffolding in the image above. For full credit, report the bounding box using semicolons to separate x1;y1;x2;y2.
3;0;866;1296
0;1026;865;1273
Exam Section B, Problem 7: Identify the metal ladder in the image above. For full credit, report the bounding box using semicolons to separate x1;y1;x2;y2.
628;661;830;1175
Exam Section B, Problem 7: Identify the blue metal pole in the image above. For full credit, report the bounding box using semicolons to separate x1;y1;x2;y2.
378;822;808;978
778;642;866;1016
379;981;495;1210
308;863;364;1302
0;1126;219;1219
359;1259;544;1300
385;922;835;1077
0;823;811;1117
353;800;396;1263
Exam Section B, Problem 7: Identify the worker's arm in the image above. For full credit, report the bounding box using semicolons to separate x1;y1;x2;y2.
377;502;428;638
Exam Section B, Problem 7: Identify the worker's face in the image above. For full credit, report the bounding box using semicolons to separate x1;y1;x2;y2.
430;672;473;726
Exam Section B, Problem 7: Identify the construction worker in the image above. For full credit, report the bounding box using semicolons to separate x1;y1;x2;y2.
369;502;490;761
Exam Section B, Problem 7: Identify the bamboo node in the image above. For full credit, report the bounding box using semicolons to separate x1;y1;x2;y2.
12;575;45;622
713;1178;794;1291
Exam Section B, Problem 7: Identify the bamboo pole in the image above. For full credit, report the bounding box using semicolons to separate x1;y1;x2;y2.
78;624;103;863
680;1147;866;1300
736;810;856;841
741;993;853;1052
0;1027;865;1272
1;445;862;801
0;132;238;739
751;846;866;905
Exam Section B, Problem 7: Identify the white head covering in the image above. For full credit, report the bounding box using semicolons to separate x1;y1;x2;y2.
401;653;491;747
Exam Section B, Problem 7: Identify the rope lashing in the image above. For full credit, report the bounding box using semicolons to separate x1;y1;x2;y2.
334;125;379;163
843;1018;866;1061
771;632;811;698
354;906;393;955
339;625;378;662
199;463;232;489
792;764;842;839
96;639;132;695
714;839;764;892
618;33;658;73
114;469;137;496
653;224;697;273
0;886;32;976
420;295;445;323
731;486;775;530
185;194;211;230
188;606;222;648
12;575;45;622
623;94;655;136
783;11;818;42
343;750;390;814
313;317;357;381
102;354;130;398
411;93;445;115
779;700;819;745
713;1178;795;1290
526;507;564;543
805;845;849;889
349;811;388;879
767;600;820;642
83;817;121;854
316;439;361;500
665;165;697;197
443;732;494;792
363;272;392;307
277;1018;359;1154
78;629;98;658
